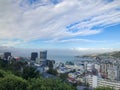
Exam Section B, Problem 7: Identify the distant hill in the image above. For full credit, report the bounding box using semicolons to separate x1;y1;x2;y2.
95;51;120;59
110;51;120;58
79;51;120;59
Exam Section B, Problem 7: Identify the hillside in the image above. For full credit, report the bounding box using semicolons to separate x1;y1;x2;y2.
95;51;120;59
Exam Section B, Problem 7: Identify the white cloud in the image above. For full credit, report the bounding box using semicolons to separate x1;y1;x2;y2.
0;39;24;47
44;38;106;43
72;48;120;53
0;0;120;43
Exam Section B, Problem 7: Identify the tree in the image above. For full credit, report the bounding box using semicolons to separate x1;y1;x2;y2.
0;58;27;76
0;59;76;90
47;68;58;76
0;75;28;90
22;66;40;80
66;61;74;65
0;59;8;69
59;73;68;80
95;86;113;90
28;78;76;90
47;60;54;69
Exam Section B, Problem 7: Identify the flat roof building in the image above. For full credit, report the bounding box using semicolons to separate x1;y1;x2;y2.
31;52;38;61
39;50;47;65
4;52;11;60
40;50;47;60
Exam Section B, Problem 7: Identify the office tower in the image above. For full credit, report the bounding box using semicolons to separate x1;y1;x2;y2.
4;52;11;60
117;65;120;81
31;52;38;61
39;50;47;65
40;50;47;60
107;67;117;81
100;63;108;78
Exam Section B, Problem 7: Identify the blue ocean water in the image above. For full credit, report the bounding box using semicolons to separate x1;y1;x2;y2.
47;55;75;63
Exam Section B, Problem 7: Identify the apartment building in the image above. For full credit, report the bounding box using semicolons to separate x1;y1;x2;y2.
87;75;120;90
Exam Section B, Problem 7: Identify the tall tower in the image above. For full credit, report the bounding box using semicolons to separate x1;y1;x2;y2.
4;52;11;60
40;50;47;65
117;65;120;81
40;50;47;60
31;52;38;61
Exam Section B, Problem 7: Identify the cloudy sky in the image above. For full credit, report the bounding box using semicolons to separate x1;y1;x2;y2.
0;0;120;51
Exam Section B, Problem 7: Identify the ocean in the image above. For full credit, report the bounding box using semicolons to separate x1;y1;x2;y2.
47;55;75;63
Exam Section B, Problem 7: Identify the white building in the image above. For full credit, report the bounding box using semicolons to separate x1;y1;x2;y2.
87;75;120;90
74;64;84;72
107;67;118;81
86;63;94;72
117;66;120;81
86;75;98;88
94;64;100;72
107;66;120;81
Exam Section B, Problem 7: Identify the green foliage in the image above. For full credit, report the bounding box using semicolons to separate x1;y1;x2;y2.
0;70;5;78
22;66;40;80
0;69;12;77
47;60;54;69
70;69;76;73
28;78;76;90
0;72;4;78
47;68;58;76
0;59;40;79
111;51;120;58
0;59;76;90
0;59;8;69
96;51;120;59
7;61;25;76
0;69;76;90
59;73;68;80
66;61;74;65
0;70;28;90
95;86;113;90
0;59;27;76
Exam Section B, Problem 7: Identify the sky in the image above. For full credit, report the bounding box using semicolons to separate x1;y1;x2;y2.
0;0;120;52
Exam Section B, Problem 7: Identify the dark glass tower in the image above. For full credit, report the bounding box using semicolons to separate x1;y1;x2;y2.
31;52;38;61
40;50;47;60
39;50;47;65
4;52;11;60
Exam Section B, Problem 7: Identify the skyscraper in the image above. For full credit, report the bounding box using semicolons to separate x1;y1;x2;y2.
4;52;11;60
39;50;47;65
40;50;47;60
31;52;38;61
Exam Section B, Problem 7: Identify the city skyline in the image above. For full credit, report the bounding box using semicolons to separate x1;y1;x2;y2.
0;0;120;50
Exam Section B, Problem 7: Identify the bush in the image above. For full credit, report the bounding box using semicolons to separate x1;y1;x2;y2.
0;76;28;90
47;68;58;76
95;86;113;90
28;78;76;90
22;66;40;80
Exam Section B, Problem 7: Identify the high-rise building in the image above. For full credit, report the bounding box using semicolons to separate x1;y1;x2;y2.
117;65;120;81
87;75;120;90
39;50;47;65
31;52;38;61
107;67;117;81
40;50;47;60
4;52;11;60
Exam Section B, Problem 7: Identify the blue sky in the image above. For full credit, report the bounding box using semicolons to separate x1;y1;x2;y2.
0;0;120;51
